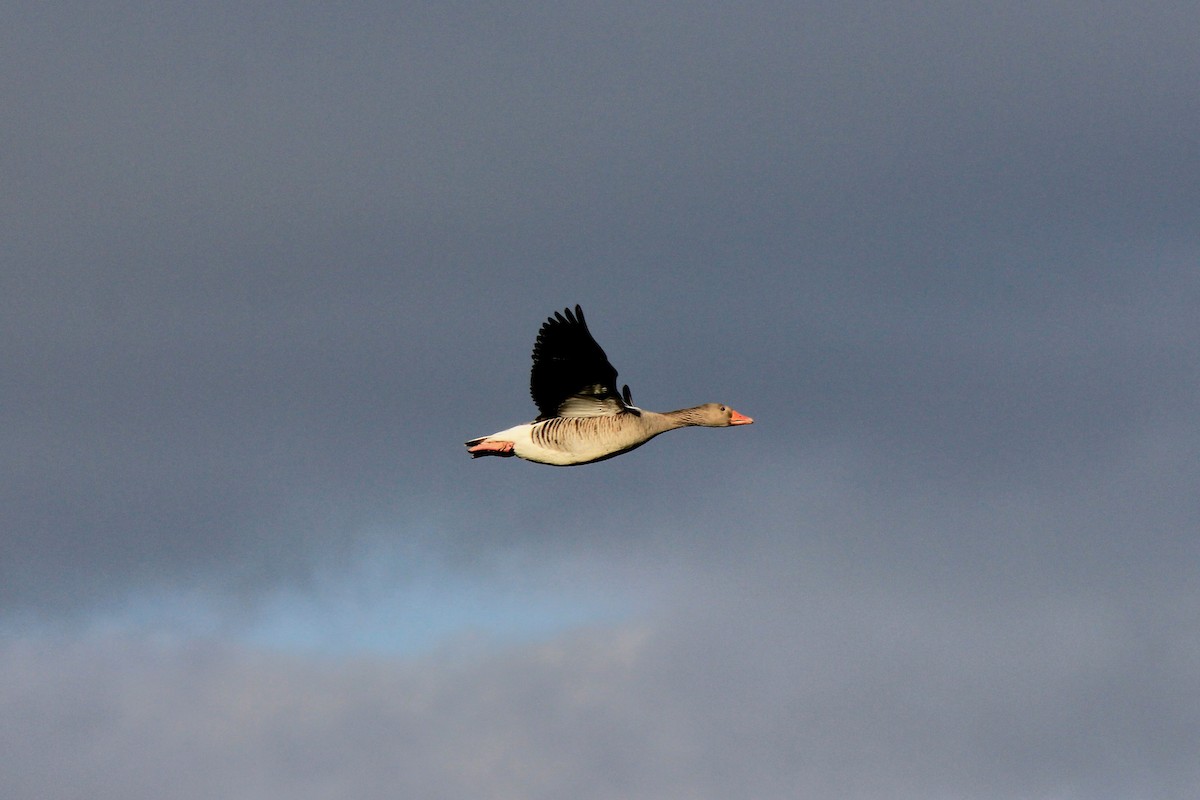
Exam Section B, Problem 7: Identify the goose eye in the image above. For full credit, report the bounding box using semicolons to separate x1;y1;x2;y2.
719;405;727;412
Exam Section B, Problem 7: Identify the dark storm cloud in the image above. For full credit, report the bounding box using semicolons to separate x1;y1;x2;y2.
5;0;1196;610
2;2;1198;797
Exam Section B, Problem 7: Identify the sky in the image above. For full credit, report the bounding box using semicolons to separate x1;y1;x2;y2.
3;1;1199;797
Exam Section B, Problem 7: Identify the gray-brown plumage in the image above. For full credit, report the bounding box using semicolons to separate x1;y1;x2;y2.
465;305;753;465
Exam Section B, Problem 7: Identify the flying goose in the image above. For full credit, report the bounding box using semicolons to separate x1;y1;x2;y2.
465;305;752;466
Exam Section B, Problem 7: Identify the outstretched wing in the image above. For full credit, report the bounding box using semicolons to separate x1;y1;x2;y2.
530;305;628;420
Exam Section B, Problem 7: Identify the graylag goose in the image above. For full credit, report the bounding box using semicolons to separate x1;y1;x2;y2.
465;305;752;466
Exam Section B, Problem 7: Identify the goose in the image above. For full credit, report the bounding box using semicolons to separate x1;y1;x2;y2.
465;305;752;466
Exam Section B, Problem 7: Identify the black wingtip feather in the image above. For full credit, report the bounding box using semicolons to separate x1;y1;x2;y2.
529;304;622;419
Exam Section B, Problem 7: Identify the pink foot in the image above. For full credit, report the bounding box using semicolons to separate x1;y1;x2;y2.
467;440;515;454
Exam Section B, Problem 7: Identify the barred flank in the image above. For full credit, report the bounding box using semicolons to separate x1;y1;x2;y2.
531;415;623;450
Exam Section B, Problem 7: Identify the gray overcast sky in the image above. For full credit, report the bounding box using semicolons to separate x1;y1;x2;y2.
3;2;1198;798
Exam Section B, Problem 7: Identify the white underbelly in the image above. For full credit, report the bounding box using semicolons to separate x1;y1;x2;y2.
495;420;649;466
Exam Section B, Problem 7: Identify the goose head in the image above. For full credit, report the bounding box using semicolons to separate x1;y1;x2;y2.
691;403;754;427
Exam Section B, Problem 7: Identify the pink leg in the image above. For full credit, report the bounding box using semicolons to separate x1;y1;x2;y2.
467;439;515;454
